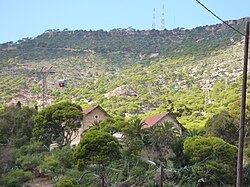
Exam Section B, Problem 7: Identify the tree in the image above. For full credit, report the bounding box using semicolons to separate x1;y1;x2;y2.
143;122;182;163
0;106;37;145
183;129;205;139
39;145;75;181
205;110;238;144
0;146;16;175
98;117;128;135
57;168;99;187
15;141;46;174
121;117;145;143
73;130;121;187
33;102;83;146
183;136;237;186
0;169;33;187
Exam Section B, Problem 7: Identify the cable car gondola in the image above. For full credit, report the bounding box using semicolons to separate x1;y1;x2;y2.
58;79;67;87
174;86;179;93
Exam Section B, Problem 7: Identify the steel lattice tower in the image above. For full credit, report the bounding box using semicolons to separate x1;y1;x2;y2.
161;4;165;30
152;8;156;29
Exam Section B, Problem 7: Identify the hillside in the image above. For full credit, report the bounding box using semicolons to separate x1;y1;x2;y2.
0;17;250;128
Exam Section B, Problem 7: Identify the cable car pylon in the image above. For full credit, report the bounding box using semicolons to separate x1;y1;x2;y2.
35;66;55;109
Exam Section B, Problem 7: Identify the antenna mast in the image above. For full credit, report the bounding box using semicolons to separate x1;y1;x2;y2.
152;8;156;29
161;4;165;30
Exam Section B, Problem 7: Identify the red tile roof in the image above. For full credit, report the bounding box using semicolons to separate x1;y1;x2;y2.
143;112;169;129
82;105;109;117
82;105;99;115
8;99;17;106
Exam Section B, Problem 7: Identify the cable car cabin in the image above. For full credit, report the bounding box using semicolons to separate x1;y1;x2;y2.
58;79;67;87
174;86;179;93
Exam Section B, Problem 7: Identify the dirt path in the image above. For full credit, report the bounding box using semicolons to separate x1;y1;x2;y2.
24;177;55;187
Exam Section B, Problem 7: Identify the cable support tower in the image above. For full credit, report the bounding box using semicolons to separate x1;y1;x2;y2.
35;66;55;109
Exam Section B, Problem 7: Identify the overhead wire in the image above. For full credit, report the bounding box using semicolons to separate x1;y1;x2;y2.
195;0;246;37
158;124;243;175
149;2;247;174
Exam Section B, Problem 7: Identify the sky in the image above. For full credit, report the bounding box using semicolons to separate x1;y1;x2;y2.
0;0;249;44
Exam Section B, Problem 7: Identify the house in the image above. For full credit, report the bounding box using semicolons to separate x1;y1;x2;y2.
70;105;109;146
81;105;110;130
143;112;186;133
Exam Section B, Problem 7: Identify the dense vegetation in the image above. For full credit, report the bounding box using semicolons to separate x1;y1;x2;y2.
0;102;250;186
1;17;250;186
0;18;246;61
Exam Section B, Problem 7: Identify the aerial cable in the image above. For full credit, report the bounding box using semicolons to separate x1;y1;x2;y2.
195;0;245;36
165;124;244;174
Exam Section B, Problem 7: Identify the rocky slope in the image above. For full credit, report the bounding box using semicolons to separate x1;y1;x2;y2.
0;17;249;120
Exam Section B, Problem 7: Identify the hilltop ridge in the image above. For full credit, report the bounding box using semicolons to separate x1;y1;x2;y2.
1;17;248;60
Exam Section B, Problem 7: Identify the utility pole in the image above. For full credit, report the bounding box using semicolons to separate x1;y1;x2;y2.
160;163;163;187
236;21;249;187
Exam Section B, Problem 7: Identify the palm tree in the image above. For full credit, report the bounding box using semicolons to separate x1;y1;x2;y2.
122;117;146;144
183;129;205;140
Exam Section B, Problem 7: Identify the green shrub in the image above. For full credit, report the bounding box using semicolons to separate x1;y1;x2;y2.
0;169;33;187
57;178;78;187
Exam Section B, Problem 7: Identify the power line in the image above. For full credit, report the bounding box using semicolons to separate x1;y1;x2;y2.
195;0;245;36
163;123;244;177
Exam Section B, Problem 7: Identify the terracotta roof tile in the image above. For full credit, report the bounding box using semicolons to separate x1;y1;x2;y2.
143;112;169;129
82;105;99;115
82;105;110;117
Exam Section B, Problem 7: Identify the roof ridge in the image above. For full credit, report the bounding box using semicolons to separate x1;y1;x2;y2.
143;112;170;128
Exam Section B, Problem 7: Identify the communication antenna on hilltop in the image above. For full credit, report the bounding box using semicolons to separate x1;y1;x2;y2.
152;8;156;29
161;4;165;30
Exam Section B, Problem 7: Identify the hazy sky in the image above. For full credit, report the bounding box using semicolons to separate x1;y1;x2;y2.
0;0;249;43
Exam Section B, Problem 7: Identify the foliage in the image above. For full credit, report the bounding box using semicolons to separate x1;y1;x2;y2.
15;141;46;175
73;130;121;169
1;18;250;186
0;19;246;61
97;116;128;134
243;163;250;187
0;145;16;175
16;154;42;171
57;168;99;187
143;122;183;163
16;140;47;156
33;101;82;146
57;178;78;187
74;130;121;187
57;167;99;187
39;146;74;181
0;106;37;145
205;110;239;145
0;169;33;187
0;19;248;126
121;117;145;143
183;136;237;186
